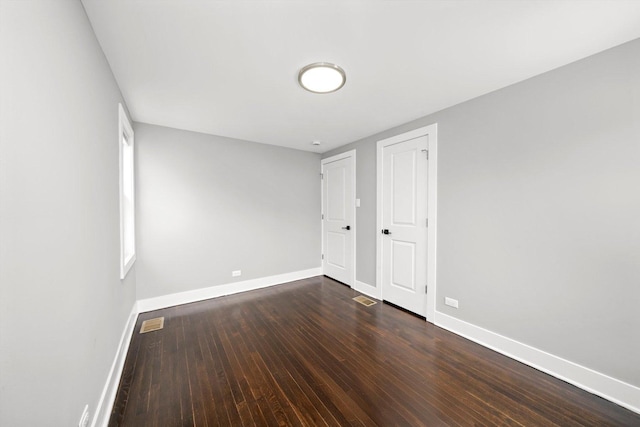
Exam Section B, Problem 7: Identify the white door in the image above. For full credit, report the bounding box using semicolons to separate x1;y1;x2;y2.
380;135;428;316
322;152;355;286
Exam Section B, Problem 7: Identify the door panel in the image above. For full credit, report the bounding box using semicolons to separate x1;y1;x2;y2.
326;231;346;268
327;167;346;221
392;150;417;225
391;240;416;290
322;155;354;285
381;135;428;315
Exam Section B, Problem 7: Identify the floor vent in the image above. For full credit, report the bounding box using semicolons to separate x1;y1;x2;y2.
140;317;165;334
353;295;377;307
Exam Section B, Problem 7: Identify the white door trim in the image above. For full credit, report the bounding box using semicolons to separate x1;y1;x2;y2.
377;124;438;322
321;150;356;287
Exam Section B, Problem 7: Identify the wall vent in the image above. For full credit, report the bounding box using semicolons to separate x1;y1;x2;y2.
353;295;377;307
140;317;164;333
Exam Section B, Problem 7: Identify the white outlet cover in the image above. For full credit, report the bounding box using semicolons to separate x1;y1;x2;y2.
355;198;361;207
445;297;459;309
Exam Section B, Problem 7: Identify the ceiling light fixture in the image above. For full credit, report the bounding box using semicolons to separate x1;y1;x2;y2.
298;62;346;94
311;140;321;146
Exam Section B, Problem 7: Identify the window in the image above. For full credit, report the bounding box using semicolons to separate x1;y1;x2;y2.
119;103;135;279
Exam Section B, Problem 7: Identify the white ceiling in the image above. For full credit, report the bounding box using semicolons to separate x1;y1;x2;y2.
82;0;640;153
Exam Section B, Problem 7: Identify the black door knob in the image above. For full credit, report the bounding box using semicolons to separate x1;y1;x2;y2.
381;229;391;235
342;225;351;230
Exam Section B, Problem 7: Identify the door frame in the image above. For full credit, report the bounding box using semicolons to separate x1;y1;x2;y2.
376;124;438;322
321;150;356;288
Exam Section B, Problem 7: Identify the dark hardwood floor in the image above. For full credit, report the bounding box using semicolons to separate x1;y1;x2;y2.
109;276;640;426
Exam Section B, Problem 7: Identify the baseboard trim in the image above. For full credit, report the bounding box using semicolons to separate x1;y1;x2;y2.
137;268;322;313
91;303;139;427
91;268;321;426
435;311;640;414
354;280;380;300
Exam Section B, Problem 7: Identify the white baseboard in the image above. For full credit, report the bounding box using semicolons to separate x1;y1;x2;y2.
137;268;322;313
91;303;139;427
435;311;640;414
92;268;321;425
354;280;380;300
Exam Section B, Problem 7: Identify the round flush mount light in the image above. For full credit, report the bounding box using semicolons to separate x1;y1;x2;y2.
298;62;346;94
311;140;321;146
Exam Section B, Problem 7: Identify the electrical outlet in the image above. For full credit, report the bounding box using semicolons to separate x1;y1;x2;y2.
232;270;241;277
78;405;89;427
445;297;459;309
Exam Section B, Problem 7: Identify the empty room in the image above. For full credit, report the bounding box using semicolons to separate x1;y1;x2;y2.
1;0;640;426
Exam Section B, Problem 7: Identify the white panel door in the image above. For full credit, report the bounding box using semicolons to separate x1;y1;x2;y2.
322;155;354;286
381;135;428;315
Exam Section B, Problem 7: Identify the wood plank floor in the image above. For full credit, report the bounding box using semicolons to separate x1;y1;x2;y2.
109;276;640;426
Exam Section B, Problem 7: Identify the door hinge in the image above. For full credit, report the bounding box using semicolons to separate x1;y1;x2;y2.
425;285;428;294
321;254;324;260
426;218;429;227
320;173;324;179
421;149;429;160
322;213;324;220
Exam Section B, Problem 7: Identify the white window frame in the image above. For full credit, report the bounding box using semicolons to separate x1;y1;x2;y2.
119;103;136;279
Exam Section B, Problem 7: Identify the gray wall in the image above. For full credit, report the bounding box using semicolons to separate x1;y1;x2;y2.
0;1;137;425
323;39;640;387
135;123;321;299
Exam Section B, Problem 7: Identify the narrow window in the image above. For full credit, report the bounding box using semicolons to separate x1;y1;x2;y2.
119;103;135;279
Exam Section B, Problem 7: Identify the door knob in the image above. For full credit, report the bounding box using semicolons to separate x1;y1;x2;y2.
342;225;351;230
381;229;391;235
